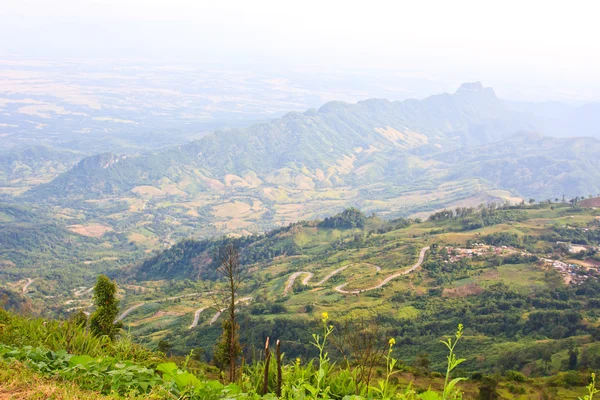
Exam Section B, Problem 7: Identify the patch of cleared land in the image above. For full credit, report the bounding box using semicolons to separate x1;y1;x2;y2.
67;224;113;237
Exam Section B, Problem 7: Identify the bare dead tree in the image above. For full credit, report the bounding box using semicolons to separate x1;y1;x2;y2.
214;243;242;383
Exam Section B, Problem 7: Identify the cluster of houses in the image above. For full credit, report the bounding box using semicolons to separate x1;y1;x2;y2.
444;243;598;285
541;258;593;285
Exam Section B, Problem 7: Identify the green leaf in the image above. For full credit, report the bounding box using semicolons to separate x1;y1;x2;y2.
156;362;178;375
69;355;94;366
172;371;201;389
303;383;318;395
444;377;467;397
419;390;442;400
318;368;325;381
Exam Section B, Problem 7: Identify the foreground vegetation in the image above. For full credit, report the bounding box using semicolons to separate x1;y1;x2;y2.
2;200;600;398
0;304;467;399
2;306;597;399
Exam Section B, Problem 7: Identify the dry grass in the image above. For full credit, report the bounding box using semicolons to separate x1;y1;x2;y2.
212;200;253;218
442;283;485;298
127;232;158;247
374;126;429;148
67;224;113;238
223;174;251;187
131;186;165;197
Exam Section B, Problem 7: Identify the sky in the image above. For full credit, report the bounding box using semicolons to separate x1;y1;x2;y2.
2;0;600;101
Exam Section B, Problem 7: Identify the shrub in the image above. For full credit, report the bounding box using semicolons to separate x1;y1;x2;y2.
505;370;527;382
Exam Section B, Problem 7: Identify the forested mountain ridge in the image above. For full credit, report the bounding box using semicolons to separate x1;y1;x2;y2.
0;144;82;195
12;83;599;244
28;82;534;199
437;133;600;198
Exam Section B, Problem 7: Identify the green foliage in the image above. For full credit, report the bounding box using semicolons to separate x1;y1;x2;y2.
1;308;597;400
476;376;499;400
319;208;367;229
0;309;159;365
440;324;466;400
482;232;521;247
505;370;527;382
579;373;599;400
213;319;242;372
0;344;163;395
0;307;471;399
90;275;122;340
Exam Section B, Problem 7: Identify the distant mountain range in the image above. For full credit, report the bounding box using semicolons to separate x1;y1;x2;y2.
28;83;599;199
1;82;596;240
0;145;81;195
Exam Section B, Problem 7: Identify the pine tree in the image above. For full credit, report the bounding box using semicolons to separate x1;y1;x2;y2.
89;275;121;340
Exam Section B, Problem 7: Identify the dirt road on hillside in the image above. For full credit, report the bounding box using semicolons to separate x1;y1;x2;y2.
189;307;208;329
335;246;429;294
282;247;428;296
115;292;204;322
22;278;34;294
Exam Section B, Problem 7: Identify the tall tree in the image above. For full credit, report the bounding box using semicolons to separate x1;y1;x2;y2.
568;347;579;370
213;243;242;383
89;275;121;340
477;376;499;400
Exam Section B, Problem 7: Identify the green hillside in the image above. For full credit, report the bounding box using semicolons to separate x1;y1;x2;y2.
3;201;599;399
104;202;600;379
28;82;530;199
0;144;82;195
11;83;600;248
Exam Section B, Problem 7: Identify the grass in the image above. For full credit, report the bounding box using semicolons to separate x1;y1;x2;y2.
1;307;598;399
0;359;122;400
0;308;471;399
5;203;600;398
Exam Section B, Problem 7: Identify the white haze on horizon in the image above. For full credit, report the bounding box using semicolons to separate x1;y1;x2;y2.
1;0;600;103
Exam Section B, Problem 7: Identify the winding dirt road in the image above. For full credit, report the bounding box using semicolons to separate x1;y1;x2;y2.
335;246;429;294
283;272;314;296
115;292;204;322
189;307;208;329
74;287;93;297
283;265;353;296
22;278;34;294
283;246;429;296
208;297;252;326
115;303;145;322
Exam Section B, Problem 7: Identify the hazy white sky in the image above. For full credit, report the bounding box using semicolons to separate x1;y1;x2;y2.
2;0;600;101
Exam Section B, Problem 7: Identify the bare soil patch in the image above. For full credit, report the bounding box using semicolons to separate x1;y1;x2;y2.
443;283;484;298
67;224;113;237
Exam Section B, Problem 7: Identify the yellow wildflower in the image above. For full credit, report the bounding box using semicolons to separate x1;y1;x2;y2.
321;312;329;321
388;338;396;347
